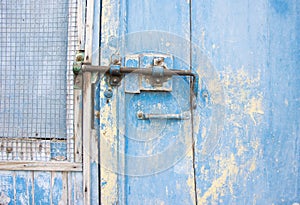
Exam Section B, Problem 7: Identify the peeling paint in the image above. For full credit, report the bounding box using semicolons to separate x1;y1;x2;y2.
245;96;264;125
194;66;265;203
199;154;239;204
222;66;264;126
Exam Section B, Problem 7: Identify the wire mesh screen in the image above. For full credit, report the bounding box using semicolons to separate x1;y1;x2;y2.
0;0;77;161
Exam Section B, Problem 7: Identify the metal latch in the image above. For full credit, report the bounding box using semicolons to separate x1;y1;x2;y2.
80;63;199;96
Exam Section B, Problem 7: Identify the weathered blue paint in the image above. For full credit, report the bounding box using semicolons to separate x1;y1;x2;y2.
34;172;51;205
96;0;299;204
96;0;197;204
52;173;63;205
0;172;14;204
15;172;30;205
0;171;82;204
68;172;84;205
191;0;299;204
0;0;298;204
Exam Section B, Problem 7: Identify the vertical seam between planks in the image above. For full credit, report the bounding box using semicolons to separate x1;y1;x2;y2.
189;0;198;204
98;0;103;203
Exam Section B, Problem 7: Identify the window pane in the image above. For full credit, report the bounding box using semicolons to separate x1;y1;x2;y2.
0;0;69;139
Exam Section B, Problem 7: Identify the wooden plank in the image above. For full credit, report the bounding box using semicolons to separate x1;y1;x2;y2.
0;161;82;171
82;71;92;205
33;172;51;205
113;0;196;204
98;0;122;204
90;129;99;204
89;0;101;202
98;76;119;204
68;172;83;205
84;0;95;63
82;0;99;203
15;171;33;205
191;0;300;204
262;1;299;203
191;0;268;203
77;0;86;50
0;171;14;205
74;89;83;163
51;172;68;205
73;0;86;165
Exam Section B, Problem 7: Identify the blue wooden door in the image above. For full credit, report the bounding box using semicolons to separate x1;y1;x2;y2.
93;0;300;204
1;0;298;204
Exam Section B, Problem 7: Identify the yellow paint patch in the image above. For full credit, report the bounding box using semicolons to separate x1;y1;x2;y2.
198;154;239;204
245;96;264;125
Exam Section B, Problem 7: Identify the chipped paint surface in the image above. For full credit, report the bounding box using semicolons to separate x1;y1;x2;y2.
192;1;299;204
195;67;265;203
245;96;264;125
222;66;265;126
0;0;299;204
198;154;239;204
98;76;119;204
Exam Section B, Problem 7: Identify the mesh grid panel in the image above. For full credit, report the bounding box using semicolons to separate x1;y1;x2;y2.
0;0;77;161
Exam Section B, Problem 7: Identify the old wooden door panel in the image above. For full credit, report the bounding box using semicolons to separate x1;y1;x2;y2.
192;0;299;204
98;0;300;204
98;0;197;204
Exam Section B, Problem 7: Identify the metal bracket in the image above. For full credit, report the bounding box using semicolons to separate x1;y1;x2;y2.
109;64;122;86
150;66;165;85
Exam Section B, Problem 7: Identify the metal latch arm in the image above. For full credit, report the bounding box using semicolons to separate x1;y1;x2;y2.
81;64;199;96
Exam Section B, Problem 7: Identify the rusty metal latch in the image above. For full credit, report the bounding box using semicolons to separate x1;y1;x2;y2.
81;63;199;97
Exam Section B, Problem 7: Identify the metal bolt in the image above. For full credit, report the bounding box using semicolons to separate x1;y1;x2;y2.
155;78;161;84
113;78;118;83
104;89;113;98
137;111;144;119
